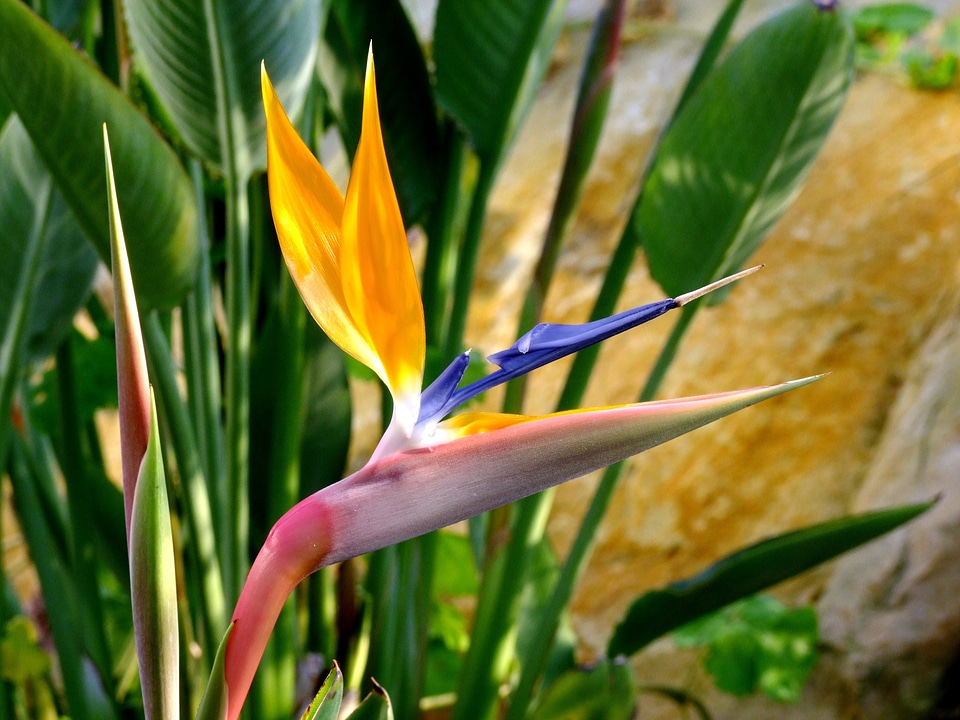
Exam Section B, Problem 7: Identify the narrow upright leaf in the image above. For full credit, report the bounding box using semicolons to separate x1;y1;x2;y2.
636;3;854;298
129;391;179;720
0;0;199;309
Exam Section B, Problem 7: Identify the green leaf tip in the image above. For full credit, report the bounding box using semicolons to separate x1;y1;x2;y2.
197;623;236;720
301;663;344;720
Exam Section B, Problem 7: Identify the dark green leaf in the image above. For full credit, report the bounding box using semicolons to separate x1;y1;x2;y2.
0;0;199;310
607;501;933;657
530;659;636;720
851;3;934;38
434;0;567;166
124;0;322;174
636;3;854;300
301;664;344;720
0;118;98;363
432;531;478;599
318;0;440;225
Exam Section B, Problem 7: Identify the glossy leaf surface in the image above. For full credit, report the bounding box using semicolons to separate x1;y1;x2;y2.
0;0;198;309
124;0;321;174
635;3;854;299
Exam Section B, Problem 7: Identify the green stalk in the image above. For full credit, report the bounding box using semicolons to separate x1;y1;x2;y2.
7;436;107;720
250;268;307;720
421;124;468;352
223;172;251;605
505;303;699;716
182;160;224;525
143;314;226;661
54;340;113;686
450;498;552;720
442;158;497;360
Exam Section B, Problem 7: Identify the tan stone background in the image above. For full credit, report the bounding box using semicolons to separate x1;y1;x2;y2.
457;0;960;717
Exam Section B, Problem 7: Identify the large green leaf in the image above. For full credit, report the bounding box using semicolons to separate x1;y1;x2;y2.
607;501;933;658
124;0;321;175
0;0;198;310
0;117;98;363
433;0;568;166
318;0;439;225
636;3;854;298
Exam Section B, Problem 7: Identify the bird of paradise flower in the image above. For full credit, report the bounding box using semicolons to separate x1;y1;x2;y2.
190;51;818;720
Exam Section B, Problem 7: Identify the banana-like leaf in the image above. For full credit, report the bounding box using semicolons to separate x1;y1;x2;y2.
129;391;179;720
433;0;568;166
0;116;97;362
124;0;321;175
607;500;934;658
0;0;198;310
301;664;344;720
635;3;854;299
319;0;439;225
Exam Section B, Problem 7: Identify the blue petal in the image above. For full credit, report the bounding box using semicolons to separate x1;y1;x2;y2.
418;351;471;424
419;297;677;425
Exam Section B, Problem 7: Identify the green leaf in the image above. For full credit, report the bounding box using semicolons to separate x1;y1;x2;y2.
635;3;854;300
0;0;199;310
301;664;344;720
0;617;51;683
434;0;568;166
529;659;636;720
346;681;393;720
124;0;322;175
607;501;933;658
675;595;818;702
318;0;440;225
128;391;179;719
0;117;98;363
851;3;934;38
902;48;958;89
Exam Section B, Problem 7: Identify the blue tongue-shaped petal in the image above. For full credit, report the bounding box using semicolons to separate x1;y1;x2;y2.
416;266;762;427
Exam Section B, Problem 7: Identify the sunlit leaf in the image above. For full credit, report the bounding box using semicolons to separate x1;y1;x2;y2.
635;3;854;301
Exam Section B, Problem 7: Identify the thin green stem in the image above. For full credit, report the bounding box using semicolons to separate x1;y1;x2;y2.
223;173;251;605
451;498;552;720
143;314;226;661
182;160;224;527
422;125;468;354
442;158;497;360
55;340;113;684
505;304;700;716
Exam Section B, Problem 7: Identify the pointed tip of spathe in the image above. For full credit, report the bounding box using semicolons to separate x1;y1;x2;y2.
675;265;764;306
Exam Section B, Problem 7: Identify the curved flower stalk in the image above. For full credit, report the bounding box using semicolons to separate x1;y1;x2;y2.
215;52;817;720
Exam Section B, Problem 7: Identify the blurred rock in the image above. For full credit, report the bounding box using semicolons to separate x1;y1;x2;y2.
817;298;960;719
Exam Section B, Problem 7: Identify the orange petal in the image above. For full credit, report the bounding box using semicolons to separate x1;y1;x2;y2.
340;50;425;432
261;64;382;375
